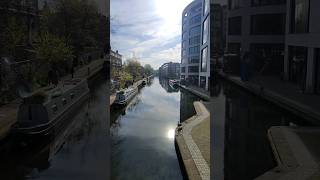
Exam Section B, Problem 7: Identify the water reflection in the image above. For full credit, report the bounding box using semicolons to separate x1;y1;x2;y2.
211;78;310;180
111;77;182;180
0;77;109;180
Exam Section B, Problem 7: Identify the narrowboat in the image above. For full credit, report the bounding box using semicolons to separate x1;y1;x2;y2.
114;86;138;105
13;79;90;136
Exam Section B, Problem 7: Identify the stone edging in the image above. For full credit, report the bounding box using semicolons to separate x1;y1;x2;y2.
256;126;319;180
176;101;210;180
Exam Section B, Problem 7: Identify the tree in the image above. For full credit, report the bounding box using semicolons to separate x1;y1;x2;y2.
0;17;27;57
124;59;143;81
119;71;133;89
144;64;154;76
33;32;73;86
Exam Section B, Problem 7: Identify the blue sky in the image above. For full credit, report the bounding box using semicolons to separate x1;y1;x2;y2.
111;0;193;69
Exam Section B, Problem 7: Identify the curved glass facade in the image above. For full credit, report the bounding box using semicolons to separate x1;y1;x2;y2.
181;0;202;86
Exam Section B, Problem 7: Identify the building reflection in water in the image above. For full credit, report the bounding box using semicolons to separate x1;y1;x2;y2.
211;78;309;180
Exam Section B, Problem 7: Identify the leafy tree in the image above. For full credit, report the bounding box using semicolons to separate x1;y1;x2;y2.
144;64;154;76
119;71;133;89
0;17;27;57
33;32;73;86
124;59;143;81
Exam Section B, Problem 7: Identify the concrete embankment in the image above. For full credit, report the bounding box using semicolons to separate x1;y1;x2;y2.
178;85;210;101
256;126;320;180
218;72;320;125
175;101;210;180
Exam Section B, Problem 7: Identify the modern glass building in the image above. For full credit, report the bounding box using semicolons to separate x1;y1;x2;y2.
226;0;286;77
199;0;211;90
181;0;202;86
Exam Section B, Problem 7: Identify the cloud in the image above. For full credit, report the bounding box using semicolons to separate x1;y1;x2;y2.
111;0;193;69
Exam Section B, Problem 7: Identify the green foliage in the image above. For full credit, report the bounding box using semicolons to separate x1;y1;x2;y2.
119;71;133;89
0;17;27;56
40;0;107;55
34;32;73;66
144;64;154;76
124;58;143;81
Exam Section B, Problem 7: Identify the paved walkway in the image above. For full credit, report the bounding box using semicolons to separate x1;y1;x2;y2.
257;126;320;180
176;101;210;180
219;72;320;124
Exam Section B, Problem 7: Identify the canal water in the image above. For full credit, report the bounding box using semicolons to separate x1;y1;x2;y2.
211;78;311;180
0;76;110;180
110;77;202;180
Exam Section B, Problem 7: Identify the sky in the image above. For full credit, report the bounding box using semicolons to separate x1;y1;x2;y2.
110;0;193;69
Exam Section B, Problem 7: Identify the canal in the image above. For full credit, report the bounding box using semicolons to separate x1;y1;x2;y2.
211;77;312;180
0;76;110;180
110;77;202;180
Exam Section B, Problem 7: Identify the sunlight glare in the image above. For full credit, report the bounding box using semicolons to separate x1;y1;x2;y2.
167;129;175;139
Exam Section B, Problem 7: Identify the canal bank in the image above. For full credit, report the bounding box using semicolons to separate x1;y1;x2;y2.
110;77;202;179
0;75;110;180
175;101;210;180
0;58;107;141
218;72;320;125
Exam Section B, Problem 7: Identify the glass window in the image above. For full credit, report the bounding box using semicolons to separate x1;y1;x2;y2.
190;3;202;15
189;25;201;36
189;56;200;64
188;66;199;73
182;40;187;49
204;0;209;15
251;14;285;35
252;0;286;6
228;0;240;9
189;46;200;55
202;16;209;44
189;14;201;25
182;49;187;57
181;67;186;73
189;35;200;45
201;47;208;72
182;31;187;40
228;16;242;35
291;0;309;33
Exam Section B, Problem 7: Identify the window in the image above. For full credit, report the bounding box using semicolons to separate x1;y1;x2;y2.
201;47;208;72
182;31;187;40
228;16;242;35
252;0;286;6
188;66;199;73
291;0;310;33
189;25;201;36
204;0;209;15
202;16;209;44
182;49;187;57
228;0;240;9
181;67;186;73
189;56;200;64
190;14;201;25
190;3;202;15
189;46;200;55
189;35;200;45
251;14;285;35
182;40;187;49
228;43;241;53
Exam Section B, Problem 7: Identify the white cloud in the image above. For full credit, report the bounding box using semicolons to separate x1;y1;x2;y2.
111;0;193;69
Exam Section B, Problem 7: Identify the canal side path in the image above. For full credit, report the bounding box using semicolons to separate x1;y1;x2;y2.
257;126;320;180
0;58;106;140
175;101;211;180
218;71;320;125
